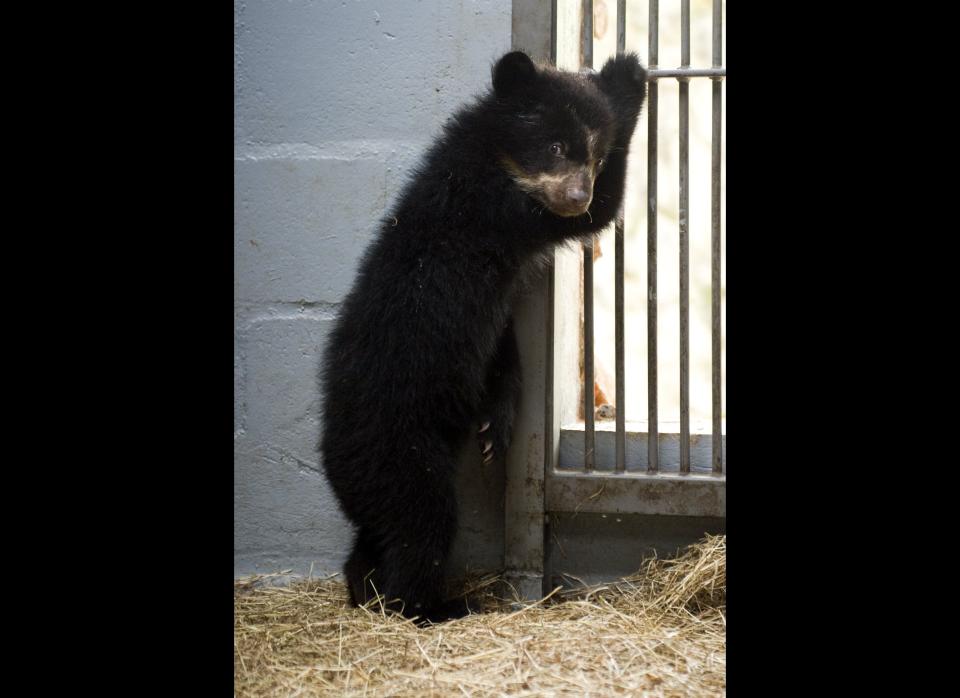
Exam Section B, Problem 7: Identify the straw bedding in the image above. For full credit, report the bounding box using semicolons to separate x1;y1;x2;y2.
235;534;725;697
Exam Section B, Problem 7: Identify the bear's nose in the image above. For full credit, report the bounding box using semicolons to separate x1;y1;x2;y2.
565;187;590;205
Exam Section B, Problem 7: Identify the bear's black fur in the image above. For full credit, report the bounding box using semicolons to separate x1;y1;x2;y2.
319;51;647;623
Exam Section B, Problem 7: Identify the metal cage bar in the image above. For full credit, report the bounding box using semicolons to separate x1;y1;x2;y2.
711;0;723;473
614;0;626;474
646;0;659;474
583;245;595;472
648;67;725;79
679;0;691;474
582;0;595;472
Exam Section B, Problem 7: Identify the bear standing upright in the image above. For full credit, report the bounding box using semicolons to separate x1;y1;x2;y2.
320;50;647;623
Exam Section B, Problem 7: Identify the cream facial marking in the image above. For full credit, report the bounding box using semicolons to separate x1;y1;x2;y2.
498;155;595;217
500;156;572;194
586;128;601;159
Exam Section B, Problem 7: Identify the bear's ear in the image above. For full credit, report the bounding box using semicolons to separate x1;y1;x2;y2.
493;51;537;98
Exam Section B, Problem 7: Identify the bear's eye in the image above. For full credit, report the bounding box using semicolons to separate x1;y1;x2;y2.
549;142;563;157
596;158;605;170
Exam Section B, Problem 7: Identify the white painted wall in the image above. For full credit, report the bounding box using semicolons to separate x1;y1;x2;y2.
234;0;512;577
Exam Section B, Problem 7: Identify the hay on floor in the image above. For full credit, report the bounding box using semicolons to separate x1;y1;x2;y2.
235;534;725;697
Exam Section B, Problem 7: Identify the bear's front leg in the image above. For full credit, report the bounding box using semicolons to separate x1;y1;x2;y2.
596;52;648;125
477;319;522;464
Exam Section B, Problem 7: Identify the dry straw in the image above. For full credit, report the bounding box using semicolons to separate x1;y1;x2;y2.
235;534;725;697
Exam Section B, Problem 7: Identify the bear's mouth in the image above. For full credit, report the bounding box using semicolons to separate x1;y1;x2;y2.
542;197;592;218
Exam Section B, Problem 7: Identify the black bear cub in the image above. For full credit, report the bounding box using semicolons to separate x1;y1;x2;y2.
320;51;647;623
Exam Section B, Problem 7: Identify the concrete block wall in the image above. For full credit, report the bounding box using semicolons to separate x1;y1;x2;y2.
234;0;512;577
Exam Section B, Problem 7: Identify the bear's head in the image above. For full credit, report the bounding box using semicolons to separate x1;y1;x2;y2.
490;50;642;219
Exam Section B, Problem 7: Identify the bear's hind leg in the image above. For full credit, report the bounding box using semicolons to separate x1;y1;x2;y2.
344;529;380;608
375;469;462;622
